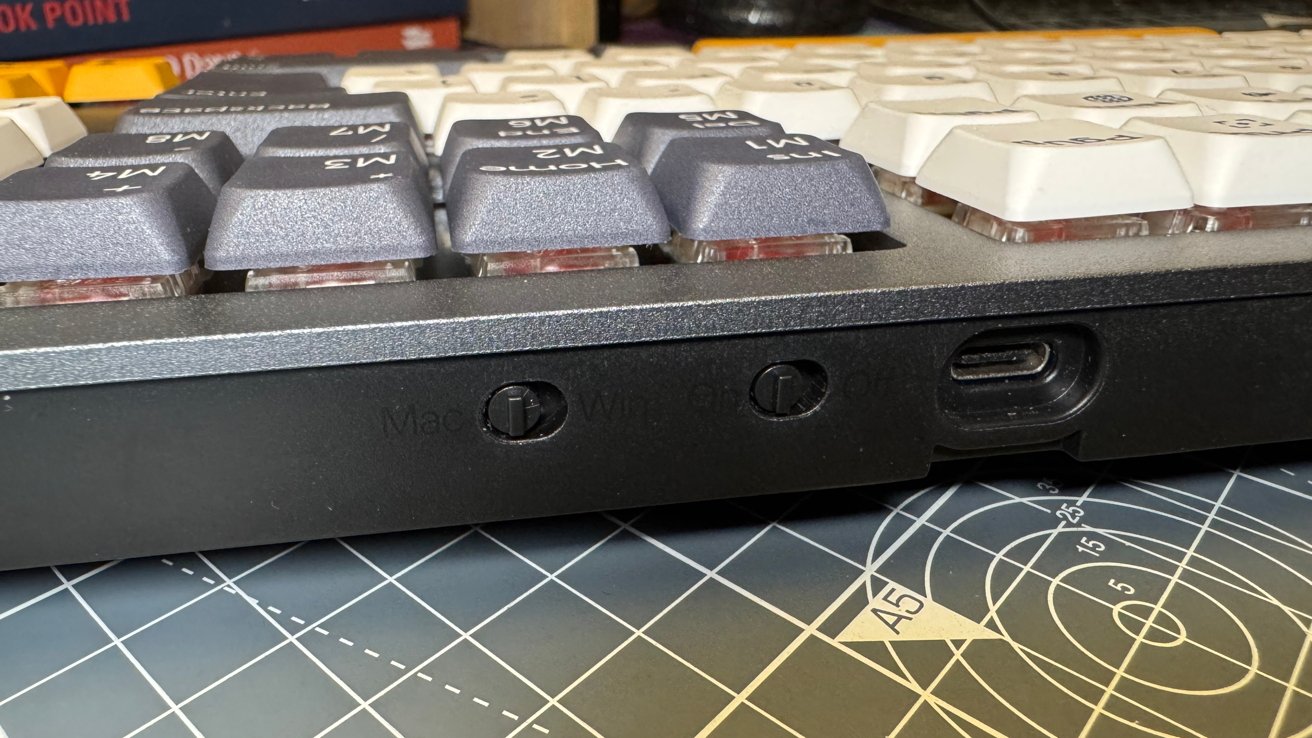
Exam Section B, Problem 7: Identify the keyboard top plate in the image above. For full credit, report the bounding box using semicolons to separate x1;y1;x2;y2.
4;197;1312;392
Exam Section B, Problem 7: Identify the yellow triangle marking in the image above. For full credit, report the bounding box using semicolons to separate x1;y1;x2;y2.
838;582;1002;643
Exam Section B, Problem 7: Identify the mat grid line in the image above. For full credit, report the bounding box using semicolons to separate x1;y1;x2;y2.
877;497;1312;703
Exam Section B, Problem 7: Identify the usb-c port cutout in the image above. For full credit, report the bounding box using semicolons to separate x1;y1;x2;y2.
950;341;1053;383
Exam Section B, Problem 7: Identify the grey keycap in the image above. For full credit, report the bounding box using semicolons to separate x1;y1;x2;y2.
114;91;418;156
0;164;214;281
254;122;426;166
612;110;787;171
446;142;670;254
354;50;502;76
45;131;243;195
213;55;351;85
649;134;889;241
162;71;332;98
439;116;602;195
205;154;437;271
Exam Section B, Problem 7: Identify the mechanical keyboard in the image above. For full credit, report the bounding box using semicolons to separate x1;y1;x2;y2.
4;27;1312;570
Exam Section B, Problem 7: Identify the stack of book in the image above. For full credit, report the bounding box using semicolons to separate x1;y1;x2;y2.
0;0;466;78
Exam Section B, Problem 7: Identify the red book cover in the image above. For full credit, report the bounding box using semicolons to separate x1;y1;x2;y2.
59;17;462;80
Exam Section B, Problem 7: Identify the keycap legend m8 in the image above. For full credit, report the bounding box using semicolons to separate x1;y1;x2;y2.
3;27;1312;570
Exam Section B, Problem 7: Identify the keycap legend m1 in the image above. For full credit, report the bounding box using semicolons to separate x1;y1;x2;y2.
3;27;1312;569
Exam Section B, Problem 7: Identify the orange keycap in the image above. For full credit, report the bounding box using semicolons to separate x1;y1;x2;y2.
0;60;69;96
63;57;179;103
0;73;46;99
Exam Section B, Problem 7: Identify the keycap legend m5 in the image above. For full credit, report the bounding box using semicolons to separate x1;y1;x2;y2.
3;27;1312;569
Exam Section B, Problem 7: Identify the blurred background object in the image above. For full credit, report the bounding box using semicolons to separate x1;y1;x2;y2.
465;0;599;48
659;0;871;36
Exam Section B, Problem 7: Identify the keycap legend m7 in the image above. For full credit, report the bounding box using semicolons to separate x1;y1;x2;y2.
3;27;1312;570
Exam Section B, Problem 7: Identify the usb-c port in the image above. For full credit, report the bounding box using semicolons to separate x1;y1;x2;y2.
940;326;1099;426
950;342;1052;383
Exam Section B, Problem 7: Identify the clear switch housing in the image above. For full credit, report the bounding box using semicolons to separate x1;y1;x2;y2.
245;260;417;292
664;233;852;263
0;264;203;308
472;247;640;277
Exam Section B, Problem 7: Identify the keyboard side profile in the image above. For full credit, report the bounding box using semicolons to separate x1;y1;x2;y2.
3;28;1312;569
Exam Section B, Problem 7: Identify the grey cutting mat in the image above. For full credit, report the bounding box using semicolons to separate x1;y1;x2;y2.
2;443;1312;738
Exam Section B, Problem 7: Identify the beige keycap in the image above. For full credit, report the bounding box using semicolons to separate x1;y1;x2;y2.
372;76;474;136
579;84;716;140
0;97;86;156
851;73;995;104
1159;87;1312;117
432;90;567;152
715;79;861;139
502;74;607;114
0;118;43;179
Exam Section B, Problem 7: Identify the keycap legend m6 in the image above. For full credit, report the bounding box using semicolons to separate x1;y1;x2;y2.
4;27;1312;569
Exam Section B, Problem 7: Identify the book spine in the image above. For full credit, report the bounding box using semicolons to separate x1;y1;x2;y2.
57;17;462;80
0;0;466;60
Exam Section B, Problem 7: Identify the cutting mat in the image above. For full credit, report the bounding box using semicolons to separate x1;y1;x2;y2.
2;442;1311;738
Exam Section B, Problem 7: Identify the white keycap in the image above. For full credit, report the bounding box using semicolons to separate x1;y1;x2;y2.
715;79;861;139
679;56;776;77
737;63;856;87
1159;87;1312;117
1151;34;1236;48
340;64;440;94
973;61;1096;77
850;74;995;104
1223;61;1312;91
574;59;668;86
915;119;1193;221
695;45;790;60
1221;30;1303;46
1012;91;1201;126
977;51;1079;64
503;49;595;74
1070;37;1165;51
433;90;567;153
980;70;1123;104
600;45;694;67
462;62;555;93
839;97;1038;176
857;61;977;79
1275;42;1312;56
1089;58;1207;74
0;118;43;180
502;73;607;114
792;43;887;58
882;48;979;65
372;76;474;136
1080;48;1190;62
882;40;982;55
977;38;1077;53
1123;115;1312;207
578;84;716;140
620;68;732;96
0;97;85;156
1110;67;1247;96
780;52;887;70
1189;45;1292;60
1196;55;1299;72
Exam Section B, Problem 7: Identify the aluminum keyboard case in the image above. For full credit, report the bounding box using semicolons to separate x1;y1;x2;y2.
2;197;1312;569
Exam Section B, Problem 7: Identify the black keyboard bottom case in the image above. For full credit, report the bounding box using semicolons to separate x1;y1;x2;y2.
3;199;1311;570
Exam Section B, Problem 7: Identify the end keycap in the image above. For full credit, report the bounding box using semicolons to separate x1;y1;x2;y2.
446;142;670;253
64;58;179;103
649;134;889;241
0;164;214;281
612;110;786;171
205;154;437;271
